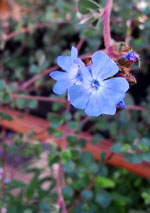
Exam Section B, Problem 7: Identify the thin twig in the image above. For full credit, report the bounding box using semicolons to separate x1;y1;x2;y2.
18;38;86;91
1;128;6;198
76;37;85;51
12;94;67;103
56;162;67;213
126;105;145;111
19;66;58;90
4;23;51;41
12;94;146;111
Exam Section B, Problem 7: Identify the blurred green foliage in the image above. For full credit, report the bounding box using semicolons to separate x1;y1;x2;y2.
0;0;150;212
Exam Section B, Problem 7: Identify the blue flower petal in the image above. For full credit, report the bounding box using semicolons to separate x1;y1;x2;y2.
69;85;90;109
98;91;116;115
71;46;78;60
50;71;68;81
85;92;102;116
67;63;79;79
101;86;125;106
102;77;129;92
91;51;118;80
74;58;92;83
57;56;73;71
53;80;73;95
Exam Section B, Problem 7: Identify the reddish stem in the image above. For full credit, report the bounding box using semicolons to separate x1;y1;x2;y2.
4;23;51;41
18;66;58;90
56;162;67;213
76;38;85;51
1;128;6;198
103;0;113;56
18;38;85;91
12;94;67;103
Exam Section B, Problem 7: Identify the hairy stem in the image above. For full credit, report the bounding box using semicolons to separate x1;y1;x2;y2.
103;0;113;56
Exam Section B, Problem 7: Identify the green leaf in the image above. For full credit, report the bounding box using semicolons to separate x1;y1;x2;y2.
29;64;39;74
141;138;150;147
98;166;108;177
80;151;94;165
61;151;72;160
2;91;11;103
0;80;5;91
81;189;93;201
28;99;38;109
77;138;86;148
78;0;100;14
63;112;72;121
62;186;73;199
48;154;60;166
8;180;26;190
0;112;13;121
143;153;150;162
48;113;64;128
95;191;112;208
132;153;143;164
67;121;80;129
111;143;123;154
92;134;103;145
67;135;77;147
62;160;75;173
16;98;27;109
94;177;115;189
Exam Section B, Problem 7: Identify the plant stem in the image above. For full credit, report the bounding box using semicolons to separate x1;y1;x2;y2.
12;93;67;103
19;66;58;90
56;162;67;213
103;0;113;56
18;38;85;91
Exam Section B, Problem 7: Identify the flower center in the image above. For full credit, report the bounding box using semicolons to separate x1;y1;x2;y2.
91;79;100;90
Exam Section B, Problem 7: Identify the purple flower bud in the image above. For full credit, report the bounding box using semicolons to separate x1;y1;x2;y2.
123;51;139;62
117;100;127;109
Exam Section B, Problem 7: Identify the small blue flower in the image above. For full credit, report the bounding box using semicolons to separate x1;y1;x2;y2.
117;100;127;108
123;50;139;62
50;46;82;95
69;51;129;116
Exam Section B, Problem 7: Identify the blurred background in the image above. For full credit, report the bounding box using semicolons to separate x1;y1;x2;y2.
0;0;150;212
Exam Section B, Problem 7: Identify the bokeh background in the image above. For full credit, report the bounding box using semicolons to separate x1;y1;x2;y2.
0;0;150;212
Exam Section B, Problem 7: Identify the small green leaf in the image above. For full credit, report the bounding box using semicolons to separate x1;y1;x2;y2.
28;99;38;109
80;151;94;165
81;189;93;201
0;80;5;91
8;180;26;190
62;160;75;173
29;64;39;74
0;112;13;121
61;151;72;160
143;153;150;162
111;143;123;154
78;0;100;14
62;186;73;199
141;138;150;147
132;153;143;164
48;113;64;128
95;191;112;208
16;98;27;109
94;177;115;189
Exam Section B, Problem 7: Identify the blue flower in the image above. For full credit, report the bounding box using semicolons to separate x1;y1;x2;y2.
123;50;139;62
50;46;82;95
69;51;129;116
117;100;127;109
